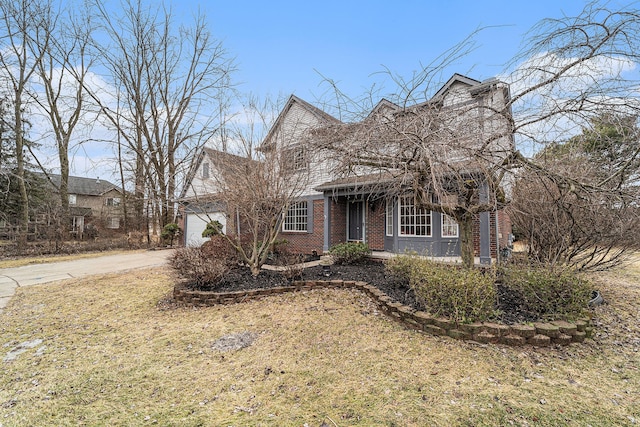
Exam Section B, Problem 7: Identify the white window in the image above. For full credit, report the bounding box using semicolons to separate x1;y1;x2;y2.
68;194;77;205
107;217;120;229
283;201;308;232
399;196;431;236
105;197;121;207
441;214;459;238
202;162;209;178
386;201;393;236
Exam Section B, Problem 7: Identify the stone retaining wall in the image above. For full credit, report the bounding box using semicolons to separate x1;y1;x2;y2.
173;279;592;346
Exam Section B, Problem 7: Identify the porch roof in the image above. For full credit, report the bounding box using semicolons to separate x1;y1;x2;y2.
70;207;92;217
314;173;398;193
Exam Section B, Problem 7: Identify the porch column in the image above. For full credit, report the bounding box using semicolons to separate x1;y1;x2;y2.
323;194;331;252
479;182;492;265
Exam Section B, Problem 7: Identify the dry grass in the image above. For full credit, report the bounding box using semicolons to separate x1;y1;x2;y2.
0;249;143;269
0;264;638;426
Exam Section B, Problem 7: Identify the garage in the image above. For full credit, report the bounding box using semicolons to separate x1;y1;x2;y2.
184;211;227;247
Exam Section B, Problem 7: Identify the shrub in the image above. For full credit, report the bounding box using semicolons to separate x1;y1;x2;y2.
329;242;371;265
169;246;230;288
280;253;305;281
499;265;592;320
409;259;497;324
202;220;224;238
161;223;181;246
200;235;238;267
385;253;420;280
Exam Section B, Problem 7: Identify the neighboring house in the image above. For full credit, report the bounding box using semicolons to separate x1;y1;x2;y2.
42;174;126;238
181;74;513;262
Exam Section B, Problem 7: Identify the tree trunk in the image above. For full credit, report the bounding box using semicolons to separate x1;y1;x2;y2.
458;215;474;269
58;142;69;241
14;99;28;250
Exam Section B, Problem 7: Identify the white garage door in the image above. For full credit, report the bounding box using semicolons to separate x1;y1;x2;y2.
185;212;227;247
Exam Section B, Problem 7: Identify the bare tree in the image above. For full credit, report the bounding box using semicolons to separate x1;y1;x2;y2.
88;0;234;239
510;114;640;270
182;97;312;276
27;1;95;240
0;0;49;246
315;1;640;269
315;73;513;268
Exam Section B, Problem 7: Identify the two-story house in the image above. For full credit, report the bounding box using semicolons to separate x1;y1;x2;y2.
181;74;513;262
43;174;126;238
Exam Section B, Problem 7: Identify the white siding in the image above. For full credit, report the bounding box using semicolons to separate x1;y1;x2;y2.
183;153;223;199
270;101;340;197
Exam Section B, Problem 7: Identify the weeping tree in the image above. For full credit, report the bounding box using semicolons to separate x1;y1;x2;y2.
315;1;640;269
314;75;513;268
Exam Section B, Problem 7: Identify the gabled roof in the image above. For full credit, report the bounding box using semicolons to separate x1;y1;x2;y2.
39;173;122;196
431;73;482;101
367;98;400;118
260;94;341;150
178;146;254;200
368;74;497;116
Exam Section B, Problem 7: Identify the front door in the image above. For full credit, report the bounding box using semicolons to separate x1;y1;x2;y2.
348;201;364;241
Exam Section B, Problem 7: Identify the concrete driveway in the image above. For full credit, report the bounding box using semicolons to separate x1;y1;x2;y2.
0;250;173;312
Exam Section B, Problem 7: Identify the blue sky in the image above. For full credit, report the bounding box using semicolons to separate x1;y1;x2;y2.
180;1;593;101
29;0;632;179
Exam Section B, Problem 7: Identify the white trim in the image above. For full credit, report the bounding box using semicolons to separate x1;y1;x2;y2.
398;195;432;237
441;213;459;238
385;200;393;236
283;201;308;232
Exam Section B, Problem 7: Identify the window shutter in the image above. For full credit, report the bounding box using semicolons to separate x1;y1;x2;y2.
307;199;314;233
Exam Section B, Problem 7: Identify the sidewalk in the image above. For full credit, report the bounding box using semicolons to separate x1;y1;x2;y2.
0;250;173;313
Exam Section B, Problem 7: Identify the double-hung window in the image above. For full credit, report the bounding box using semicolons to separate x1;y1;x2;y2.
385;201;393;236
107;217;120;229
286;146;308;172
105;197;121;207
441;214;459;238
283;201;308;232
399;196;431;236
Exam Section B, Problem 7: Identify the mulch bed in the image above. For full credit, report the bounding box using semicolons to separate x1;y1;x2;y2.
188;259;537;325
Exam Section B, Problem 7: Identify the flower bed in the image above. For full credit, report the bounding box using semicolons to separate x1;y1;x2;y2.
173;279;592;346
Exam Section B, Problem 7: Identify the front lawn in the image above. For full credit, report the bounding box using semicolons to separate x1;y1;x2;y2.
0;264;638;426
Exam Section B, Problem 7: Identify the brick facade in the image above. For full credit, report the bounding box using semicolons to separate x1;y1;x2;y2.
366;200;385;251
329;200;347;247
497;210;512;249
280;199;324;254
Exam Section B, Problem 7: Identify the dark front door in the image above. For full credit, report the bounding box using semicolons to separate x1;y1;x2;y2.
348;201;364;241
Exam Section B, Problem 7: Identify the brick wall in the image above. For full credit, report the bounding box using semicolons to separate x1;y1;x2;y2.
329;200;347;247
281;199;324;254
497;209;512;248
367;200;385;251
472;212;499;258
473;214;480;255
